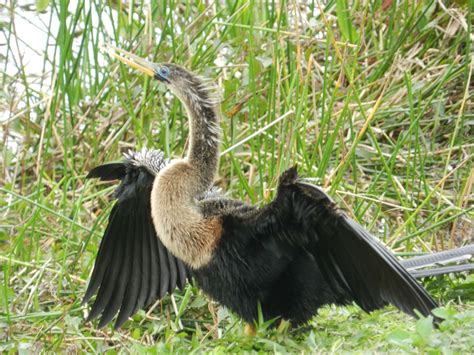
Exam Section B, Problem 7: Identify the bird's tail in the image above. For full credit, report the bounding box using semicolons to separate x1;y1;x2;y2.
401;244;474;278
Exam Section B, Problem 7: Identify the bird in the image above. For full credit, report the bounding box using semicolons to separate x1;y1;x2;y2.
82;45;473;331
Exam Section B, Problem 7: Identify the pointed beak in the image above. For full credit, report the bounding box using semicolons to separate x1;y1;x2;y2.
104;44;157;77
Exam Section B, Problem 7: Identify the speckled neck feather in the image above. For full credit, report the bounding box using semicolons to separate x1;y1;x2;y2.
180;78;221;192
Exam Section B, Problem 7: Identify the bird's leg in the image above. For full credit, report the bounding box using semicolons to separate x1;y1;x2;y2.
244;323;257;336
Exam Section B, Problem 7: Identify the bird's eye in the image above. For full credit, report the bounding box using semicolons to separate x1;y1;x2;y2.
158;66;170;78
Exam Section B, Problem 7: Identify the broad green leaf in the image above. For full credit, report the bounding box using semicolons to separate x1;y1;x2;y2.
132;328;141;339
386;328;413;346
432;307;456;320
416;317;433;340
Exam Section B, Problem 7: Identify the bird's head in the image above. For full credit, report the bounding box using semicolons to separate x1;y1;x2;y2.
106;45;214;108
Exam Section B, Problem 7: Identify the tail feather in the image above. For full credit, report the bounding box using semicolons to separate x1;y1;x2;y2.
402;244;474;278
402;244;474;269
410;264;474;278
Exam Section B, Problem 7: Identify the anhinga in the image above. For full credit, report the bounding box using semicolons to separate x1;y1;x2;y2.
82;46;474;331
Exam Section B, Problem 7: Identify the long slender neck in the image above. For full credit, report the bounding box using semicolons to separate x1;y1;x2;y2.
151;80;222;269
177;84;221;194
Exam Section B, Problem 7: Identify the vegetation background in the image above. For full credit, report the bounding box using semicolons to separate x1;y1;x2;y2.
1;0;473;352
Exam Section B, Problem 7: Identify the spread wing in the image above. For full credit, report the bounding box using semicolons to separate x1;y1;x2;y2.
231;167;438;320
83;152;188;329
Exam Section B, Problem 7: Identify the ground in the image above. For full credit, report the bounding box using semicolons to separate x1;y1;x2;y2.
1;0;473;352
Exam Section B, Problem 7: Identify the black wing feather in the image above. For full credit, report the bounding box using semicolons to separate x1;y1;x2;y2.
129;219;145;319
111;208;136;328
86;209;128;322
83;160;188;328
134;220;152;316
177;259;187;290
97;209;135;328
244;168;438;321
313;212;437;317
157;240;170;299
146;217;161;305
296;177;438;319
167;249;178;293
82;205;120;304
87;162;126;181
115;225;142;328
